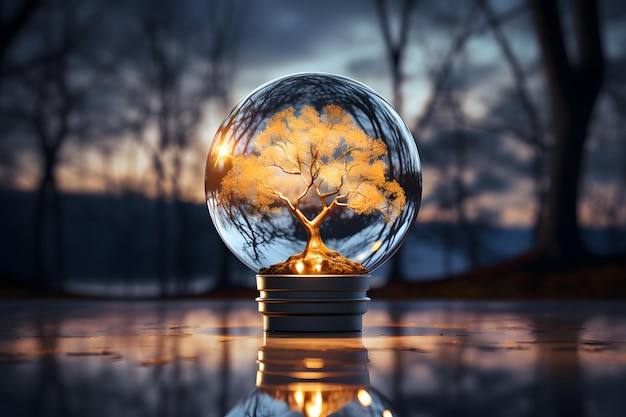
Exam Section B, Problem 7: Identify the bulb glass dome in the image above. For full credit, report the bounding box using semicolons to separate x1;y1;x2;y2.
205;73;421;274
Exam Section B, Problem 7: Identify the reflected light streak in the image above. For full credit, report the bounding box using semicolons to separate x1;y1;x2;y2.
356;239;384;261
259;387;367;417
305;391;323;417
370;240;383;252
357;388;372;406
294;390;304;406
304;358;324;369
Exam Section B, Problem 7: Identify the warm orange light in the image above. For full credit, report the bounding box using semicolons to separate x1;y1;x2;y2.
357;388;372;407
370;240;383;252
217;143;232;160
314;256;322;272
305;391;323;417
294;390;304;406
383;409;393;417
263;386;364;417
296;262;305;273
304;358;324;369
214;143;233;168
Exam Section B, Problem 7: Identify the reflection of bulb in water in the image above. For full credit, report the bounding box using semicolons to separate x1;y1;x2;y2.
225;335;397;417
205;73;421;275
245;387;394;417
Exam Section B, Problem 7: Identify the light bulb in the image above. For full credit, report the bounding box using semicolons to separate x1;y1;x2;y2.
205;73;421;276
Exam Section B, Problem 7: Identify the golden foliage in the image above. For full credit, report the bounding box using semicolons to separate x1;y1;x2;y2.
220;104;405;225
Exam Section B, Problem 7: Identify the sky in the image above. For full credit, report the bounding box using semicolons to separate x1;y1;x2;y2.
231;0;531;119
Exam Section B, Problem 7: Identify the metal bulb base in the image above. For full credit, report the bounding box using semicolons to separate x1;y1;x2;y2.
256;275;370;332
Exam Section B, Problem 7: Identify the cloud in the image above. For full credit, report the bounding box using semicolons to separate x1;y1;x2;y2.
345;56;388;78
238;0;375;67
446;61;502;90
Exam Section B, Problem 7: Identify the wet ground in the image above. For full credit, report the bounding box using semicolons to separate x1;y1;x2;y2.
0;299;625;417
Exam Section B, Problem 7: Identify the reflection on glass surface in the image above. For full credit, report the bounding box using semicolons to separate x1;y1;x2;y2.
205;73;422;274
226;333;396;417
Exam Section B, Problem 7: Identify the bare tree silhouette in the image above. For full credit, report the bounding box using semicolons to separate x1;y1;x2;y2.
476;0;547;225
373;0;420;283
119;0;242;295
413;2;525;134
1;0;116;288
530;0;605;260
375;0;417;116
408;4;476;275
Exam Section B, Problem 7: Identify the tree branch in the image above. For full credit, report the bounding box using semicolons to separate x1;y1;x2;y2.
573;0;604;101
0;0;41;64
528;0;572;111
415;2;525;132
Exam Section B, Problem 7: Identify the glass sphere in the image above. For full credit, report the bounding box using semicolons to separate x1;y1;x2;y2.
205;73;421;274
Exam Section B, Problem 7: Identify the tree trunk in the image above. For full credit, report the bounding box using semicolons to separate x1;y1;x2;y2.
534;108;590;259
529;0;604;260
33;151;64;289
301;221;332;257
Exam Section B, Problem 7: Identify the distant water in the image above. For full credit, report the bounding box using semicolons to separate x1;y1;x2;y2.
1;190;625;297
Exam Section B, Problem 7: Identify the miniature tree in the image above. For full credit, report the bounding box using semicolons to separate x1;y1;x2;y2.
220;104;406;274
